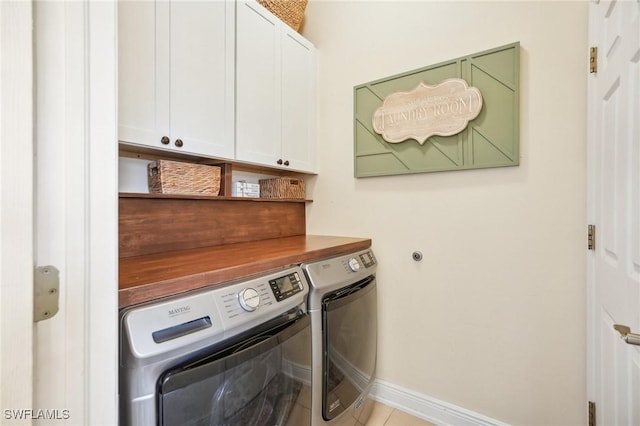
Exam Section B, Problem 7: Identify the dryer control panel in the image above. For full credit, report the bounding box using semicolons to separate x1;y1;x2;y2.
302;249;377;311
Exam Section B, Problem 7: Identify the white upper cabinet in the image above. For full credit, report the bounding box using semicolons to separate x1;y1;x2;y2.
235;1;317;173
118;1;235;159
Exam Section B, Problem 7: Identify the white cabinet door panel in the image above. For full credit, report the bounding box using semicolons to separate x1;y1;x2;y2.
170;1;235;158
236;0;316;173
119;0;235;159
236;0;281;166
118;1;160;146
281;29;316;172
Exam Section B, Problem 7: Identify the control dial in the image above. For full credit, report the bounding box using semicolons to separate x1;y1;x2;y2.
347;257;361;272
238;288;260;312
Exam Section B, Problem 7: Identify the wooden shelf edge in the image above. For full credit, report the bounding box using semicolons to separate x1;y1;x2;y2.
119;143;318;177
119;192;312;202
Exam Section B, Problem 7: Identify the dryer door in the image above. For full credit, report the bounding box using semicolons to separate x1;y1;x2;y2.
157;314;311;426
321;276;377;420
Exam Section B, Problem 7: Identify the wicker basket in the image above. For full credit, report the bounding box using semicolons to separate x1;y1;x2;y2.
259;176;305;199
257;0;308;31
148;160;221;196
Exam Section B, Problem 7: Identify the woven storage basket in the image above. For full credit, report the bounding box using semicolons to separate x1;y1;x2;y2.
257;0;308;31
259;176;305;199
148;160;221;196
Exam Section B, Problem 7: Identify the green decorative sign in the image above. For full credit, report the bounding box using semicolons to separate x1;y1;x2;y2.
354;42;520;177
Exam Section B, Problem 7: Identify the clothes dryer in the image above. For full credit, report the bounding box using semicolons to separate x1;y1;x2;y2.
302;249;378;426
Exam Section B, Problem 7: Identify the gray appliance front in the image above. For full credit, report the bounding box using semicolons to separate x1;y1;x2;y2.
302;249;378;426
119;266;312;426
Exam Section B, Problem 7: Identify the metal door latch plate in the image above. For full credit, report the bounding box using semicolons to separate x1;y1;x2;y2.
34;265;59;322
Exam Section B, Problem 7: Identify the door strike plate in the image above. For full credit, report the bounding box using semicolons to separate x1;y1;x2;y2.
590;47;598;74
34;265;60;322
588;401;596;426
588;224;596;250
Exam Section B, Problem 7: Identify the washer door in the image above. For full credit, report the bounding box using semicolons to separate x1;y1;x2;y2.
157;314;311;426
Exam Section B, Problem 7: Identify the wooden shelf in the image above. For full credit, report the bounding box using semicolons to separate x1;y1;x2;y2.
119;142;318;179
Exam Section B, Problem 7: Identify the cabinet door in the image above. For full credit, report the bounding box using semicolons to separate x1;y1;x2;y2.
169;1;235;159
119;1;235;159
281;28;316;173
235;0;282;167
119;1;163;147
236;1;317;172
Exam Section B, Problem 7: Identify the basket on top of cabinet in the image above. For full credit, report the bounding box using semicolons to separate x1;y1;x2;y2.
257;0;307;31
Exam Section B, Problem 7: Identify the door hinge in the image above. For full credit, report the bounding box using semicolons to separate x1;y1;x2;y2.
588;224;596;250
590;47;598;73
34;265;60;322
588;401;596;426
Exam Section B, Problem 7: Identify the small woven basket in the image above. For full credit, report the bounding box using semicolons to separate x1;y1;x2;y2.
259;176;305;199
257;0;308;31
148;160;221;196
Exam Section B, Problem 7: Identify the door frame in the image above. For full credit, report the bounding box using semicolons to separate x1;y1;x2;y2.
81;2;118;423
0;1;35;416
586;0;597;405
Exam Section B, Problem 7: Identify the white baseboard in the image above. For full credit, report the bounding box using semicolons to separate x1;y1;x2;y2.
370;379;510;426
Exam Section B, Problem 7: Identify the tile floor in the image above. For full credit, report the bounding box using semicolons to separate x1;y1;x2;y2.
364;401;436;426
286;384;436;426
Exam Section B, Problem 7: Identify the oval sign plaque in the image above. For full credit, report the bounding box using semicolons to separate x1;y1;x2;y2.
372;78;483;144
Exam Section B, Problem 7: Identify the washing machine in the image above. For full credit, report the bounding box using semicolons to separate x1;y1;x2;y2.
119;266;312;426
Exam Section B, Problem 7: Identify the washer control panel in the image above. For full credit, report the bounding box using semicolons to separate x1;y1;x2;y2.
269;271;304;302
122;266;309;359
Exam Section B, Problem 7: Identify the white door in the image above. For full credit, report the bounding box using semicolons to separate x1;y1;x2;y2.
4;2;119;425
588;1;640;425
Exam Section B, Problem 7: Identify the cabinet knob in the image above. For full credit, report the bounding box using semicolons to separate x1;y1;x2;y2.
161;136;170;145
277;159;283;165
174;139;184;148
284;160;290;166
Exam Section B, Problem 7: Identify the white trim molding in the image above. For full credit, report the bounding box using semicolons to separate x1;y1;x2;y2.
86;1;119;424
371;379;510;426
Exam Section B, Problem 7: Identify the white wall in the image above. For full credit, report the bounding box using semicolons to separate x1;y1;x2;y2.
301;1;588;425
